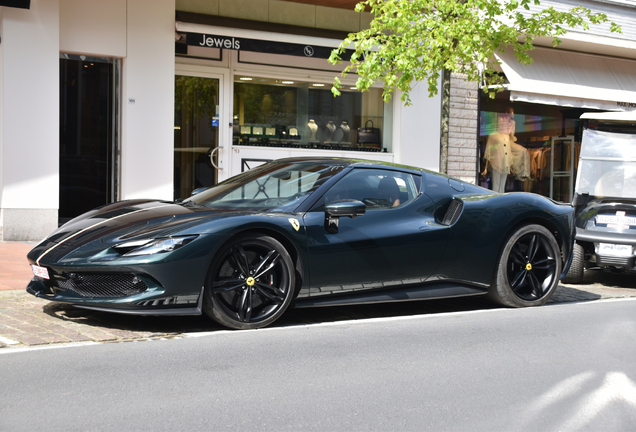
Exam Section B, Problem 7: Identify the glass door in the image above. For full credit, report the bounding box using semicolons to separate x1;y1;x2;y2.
174;75;222;200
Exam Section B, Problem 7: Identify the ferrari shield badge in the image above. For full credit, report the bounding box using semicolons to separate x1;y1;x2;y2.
288;218;300;231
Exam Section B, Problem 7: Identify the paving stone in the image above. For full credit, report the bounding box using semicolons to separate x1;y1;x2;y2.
18;335;51;346
35;333;73;344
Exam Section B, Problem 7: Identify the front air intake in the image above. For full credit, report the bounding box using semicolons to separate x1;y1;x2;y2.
441;199;463;225
52;273;148;298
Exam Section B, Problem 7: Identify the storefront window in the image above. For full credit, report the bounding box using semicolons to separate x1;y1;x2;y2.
479;91;601;203
233;76;390;152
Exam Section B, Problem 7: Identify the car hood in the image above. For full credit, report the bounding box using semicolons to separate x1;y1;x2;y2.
28;199;261;265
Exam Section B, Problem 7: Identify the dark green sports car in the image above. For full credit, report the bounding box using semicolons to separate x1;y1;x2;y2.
27;158;575;329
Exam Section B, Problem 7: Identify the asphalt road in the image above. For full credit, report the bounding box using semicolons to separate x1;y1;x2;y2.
1;298;635;432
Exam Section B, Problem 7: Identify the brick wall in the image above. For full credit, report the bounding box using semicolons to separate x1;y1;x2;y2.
447;73;479;184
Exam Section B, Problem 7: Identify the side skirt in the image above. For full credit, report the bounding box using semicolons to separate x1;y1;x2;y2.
73;305;203;316
293;282;488;308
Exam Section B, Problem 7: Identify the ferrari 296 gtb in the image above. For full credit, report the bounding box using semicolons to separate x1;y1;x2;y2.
27;158;575;329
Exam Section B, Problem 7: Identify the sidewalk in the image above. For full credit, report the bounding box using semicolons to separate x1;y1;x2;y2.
1;241;635;349
0;241;36;291
0;242;193;348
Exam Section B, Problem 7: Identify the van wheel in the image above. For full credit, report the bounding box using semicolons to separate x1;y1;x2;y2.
562;242;585;284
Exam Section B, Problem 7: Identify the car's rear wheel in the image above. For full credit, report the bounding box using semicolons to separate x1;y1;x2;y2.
561;242;585;284
489;224;561;307
203;234;295;330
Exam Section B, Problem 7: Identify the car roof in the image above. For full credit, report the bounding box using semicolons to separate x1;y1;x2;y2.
580;111;636;122
268;157;424;175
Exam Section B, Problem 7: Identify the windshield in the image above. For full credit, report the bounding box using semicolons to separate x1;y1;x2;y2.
184;162;346;211
576;128;636;199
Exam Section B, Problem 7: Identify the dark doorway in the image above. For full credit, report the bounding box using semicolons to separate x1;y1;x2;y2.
59;56;117;224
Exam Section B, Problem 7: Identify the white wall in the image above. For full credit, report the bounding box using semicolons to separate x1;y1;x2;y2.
120;0;175;200
0;0;60;240
59;0;127;57
394;79;442;172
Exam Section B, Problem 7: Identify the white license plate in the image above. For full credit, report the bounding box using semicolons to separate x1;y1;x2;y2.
31;264;50;280
597;215;636;226
598;243;633;257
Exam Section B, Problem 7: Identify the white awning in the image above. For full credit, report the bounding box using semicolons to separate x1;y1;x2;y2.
496;47;636;110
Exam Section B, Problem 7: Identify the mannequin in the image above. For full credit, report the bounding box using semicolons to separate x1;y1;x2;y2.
307;119;318;141
482;107;516;193
339;121;350;143
323;121;336;143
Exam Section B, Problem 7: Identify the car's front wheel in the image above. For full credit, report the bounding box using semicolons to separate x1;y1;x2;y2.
489;224;561;307
203;234;295;330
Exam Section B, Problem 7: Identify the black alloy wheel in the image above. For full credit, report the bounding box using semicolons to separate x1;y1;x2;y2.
203;234;295;330
490;224;561;307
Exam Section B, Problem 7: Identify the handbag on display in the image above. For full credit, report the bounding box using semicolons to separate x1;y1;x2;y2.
357;120;381;145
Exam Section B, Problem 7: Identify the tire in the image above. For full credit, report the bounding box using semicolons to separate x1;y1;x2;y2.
561;242;585;284
489;224;562;307
203;234;295;330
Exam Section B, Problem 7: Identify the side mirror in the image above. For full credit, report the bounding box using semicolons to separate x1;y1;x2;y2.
324;200;366;234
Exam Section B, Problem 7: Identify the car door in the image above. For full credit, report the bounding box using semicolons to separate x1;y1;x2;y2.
303;168;449;290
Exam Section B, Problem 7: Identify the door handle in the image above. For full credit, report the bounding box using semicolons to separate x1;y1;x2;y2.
210;146;223;170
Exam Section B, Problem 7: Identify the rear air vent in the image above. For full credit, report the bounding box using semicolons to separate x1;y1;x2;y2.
441;199;463;225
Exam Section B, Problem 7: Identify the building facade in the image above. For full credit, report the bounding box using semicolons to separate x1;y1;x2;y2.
0;0;634;241
0;0;442;241
471;0;636;202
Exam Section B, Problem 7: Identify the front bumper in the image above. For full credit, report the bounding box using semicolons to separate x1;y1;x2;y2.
26;277;204;316
576;227;636;269
25;249;211;314
576;227;636;246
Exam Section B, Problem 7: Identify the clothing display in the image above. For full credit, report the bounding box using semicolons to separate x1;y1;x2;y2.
484;133;513;175
479;97;592;203
511;142;530;180
483;110;517;193
484;132;513;192
491;170;509;194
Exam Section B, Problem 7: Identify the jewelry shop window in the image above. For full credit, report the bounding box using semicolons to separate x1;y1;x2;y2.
233;76;391;152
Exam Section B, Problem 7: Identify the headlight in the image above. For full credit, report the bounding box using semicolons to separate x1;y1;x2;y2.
114;235;198;257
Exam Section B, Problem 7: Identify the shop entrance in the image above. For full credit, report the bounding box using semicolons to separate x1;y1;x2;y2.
174;75;224;200
59;55;118;224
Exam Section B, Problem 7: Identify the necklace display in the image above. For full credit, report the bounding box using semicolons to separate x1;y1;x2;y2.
307;119;318;141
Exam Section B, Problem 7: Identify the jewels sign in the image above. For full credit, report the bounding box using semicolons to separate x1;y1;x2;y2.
184;33;352;61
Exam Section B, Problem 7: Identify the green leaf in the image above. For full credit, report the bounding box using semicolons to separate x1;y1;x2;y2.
329;0;620;102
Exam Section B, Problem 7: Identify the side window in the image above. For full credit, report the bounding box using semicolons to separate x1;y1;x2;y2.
319;168;420;210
